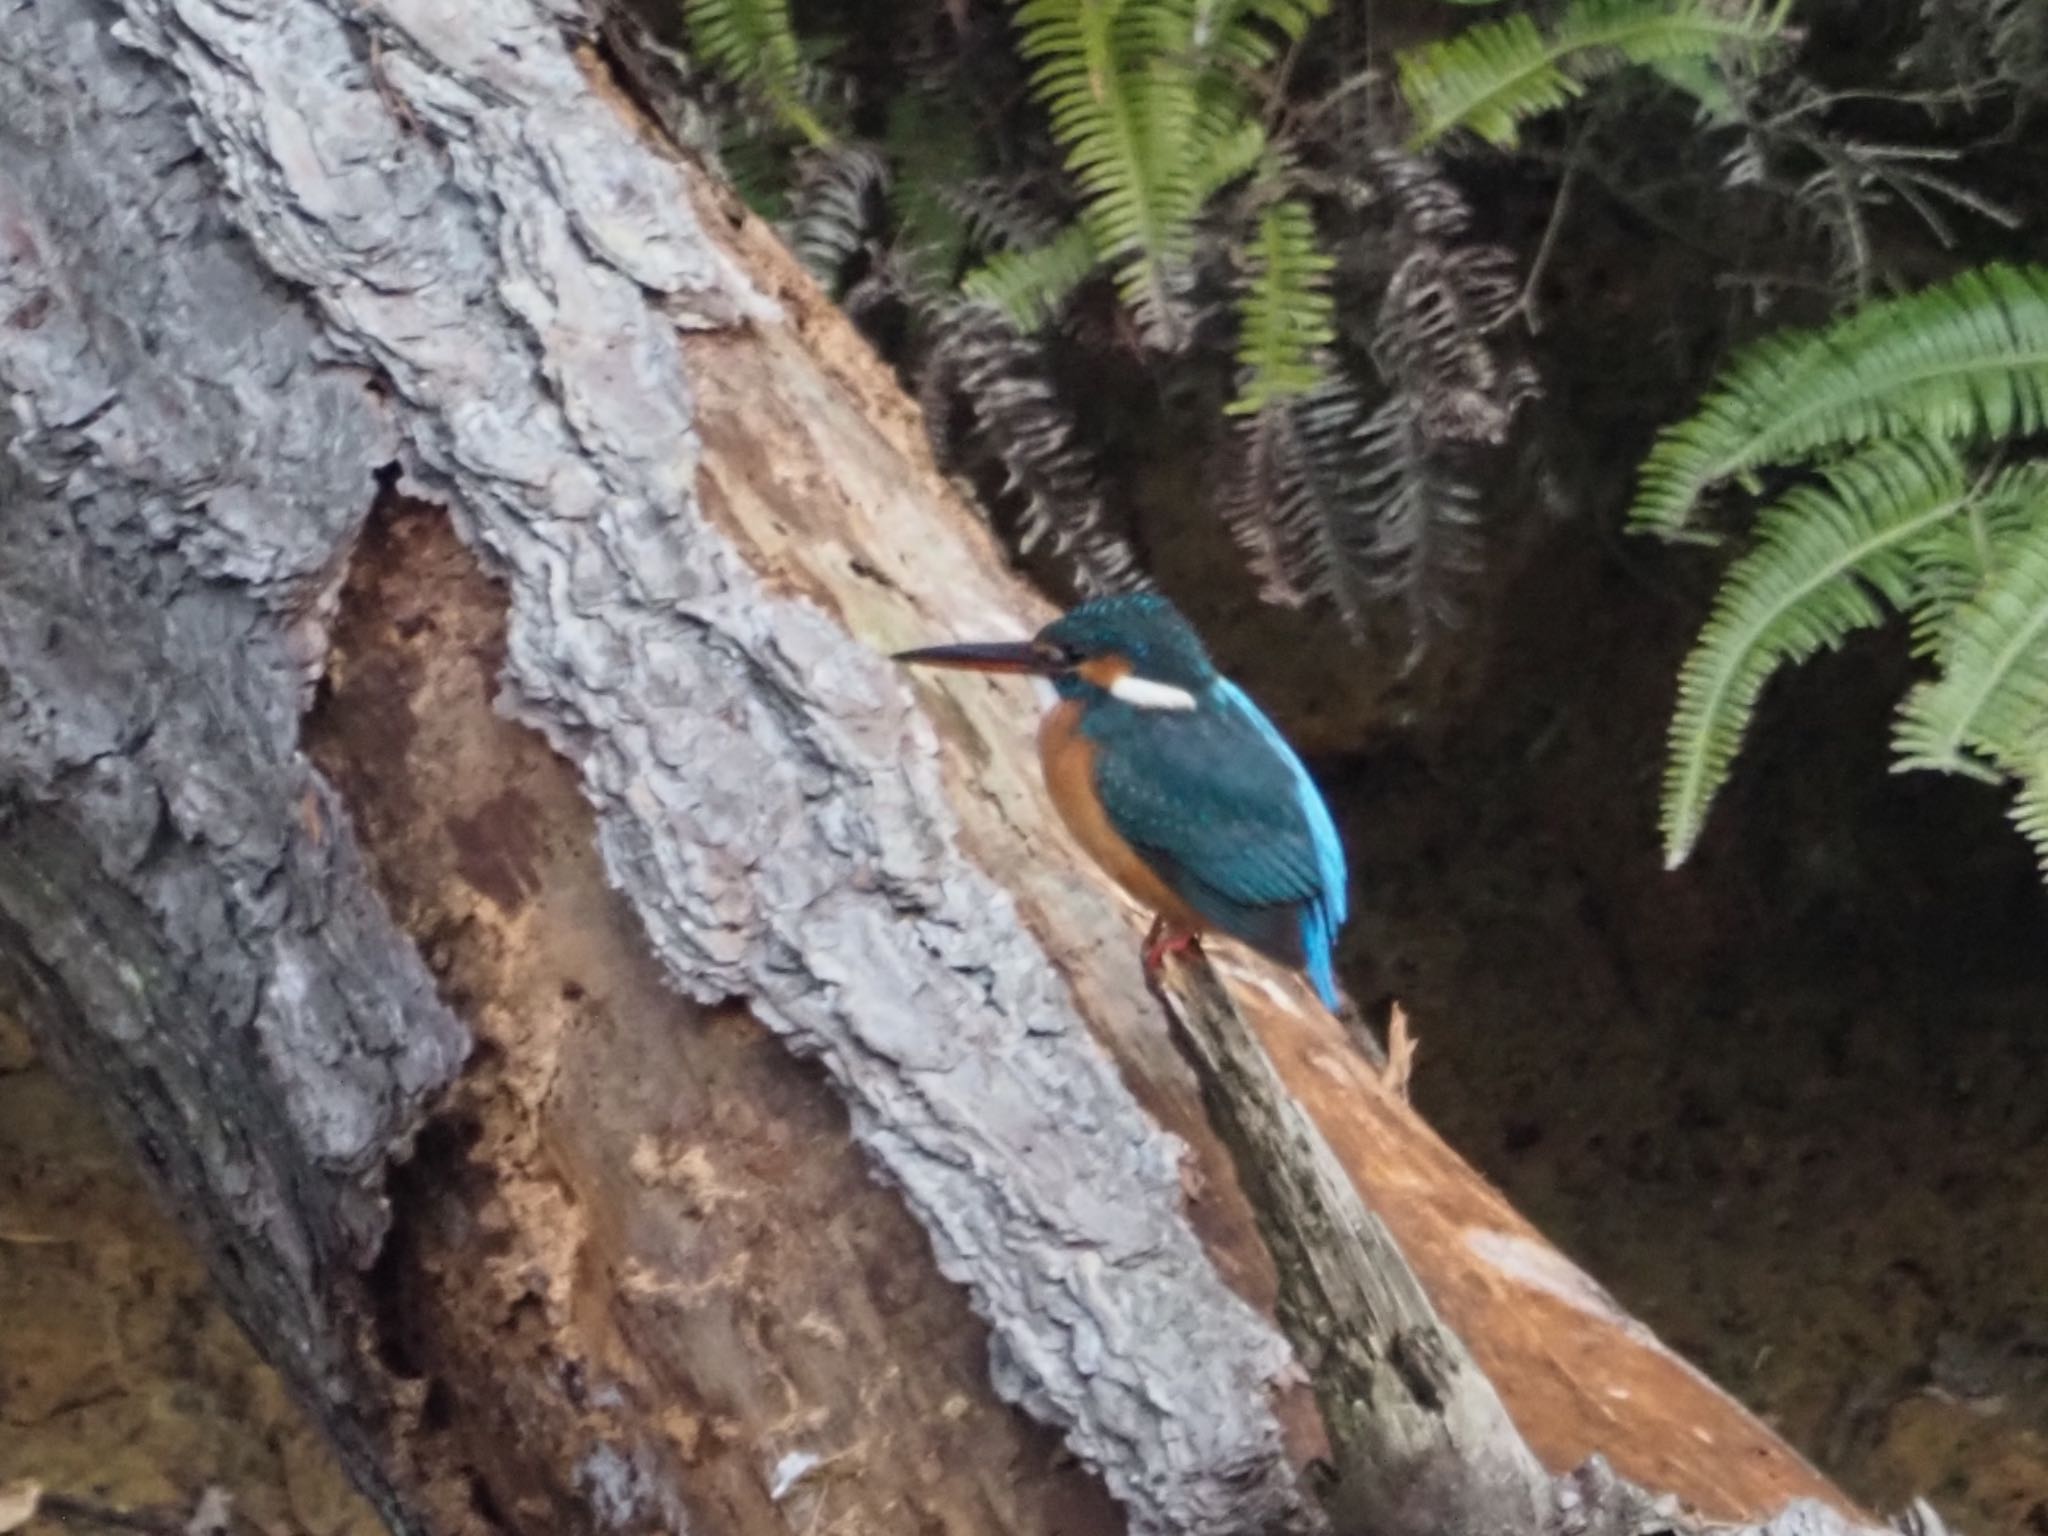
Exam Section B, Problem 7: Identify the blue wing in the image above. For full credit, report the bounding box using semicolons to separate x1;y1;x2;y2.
1085;681;1349;1006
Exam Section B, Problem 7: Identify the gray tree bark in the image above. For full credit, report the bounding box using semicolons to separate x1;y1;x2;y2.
0;2;1941;1535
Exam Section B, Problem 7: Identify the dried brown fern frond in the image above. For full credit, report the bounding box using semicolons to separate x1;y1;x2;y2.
921;302;1147;595
1907;0;2048;112
1718;74;2019;301
1367;152;1540;444
944;174;1077;257
1213;153;1536;660
1219;370;1490;665
785;143;892;291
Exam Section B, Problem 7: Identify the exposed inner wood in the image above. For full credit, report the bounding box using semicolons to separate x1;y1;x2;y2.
1224;944;1862;1521
306;497;1125;1536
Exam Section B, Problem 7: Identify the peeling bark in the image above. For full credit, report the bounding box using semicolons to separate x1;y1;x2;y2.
0;1;1932;1535
306;497;1128;1536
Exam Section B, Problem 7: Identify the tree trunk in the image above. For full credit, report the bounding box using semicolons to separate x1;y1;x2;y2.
0;3;1926;1535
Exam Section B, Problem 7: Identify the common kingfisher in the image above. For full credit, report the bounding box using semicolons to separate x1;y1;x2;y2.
894;593;1349;1008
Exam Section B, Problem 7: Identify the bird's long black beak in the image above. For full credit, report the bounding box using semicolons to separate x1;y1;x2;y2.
891;640;1055;675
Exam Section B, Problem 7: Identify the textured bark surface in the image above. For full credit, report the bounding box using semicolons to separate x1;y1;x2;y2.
1156;962;1550;1536
0;9;463;1531
0;1;1915;1534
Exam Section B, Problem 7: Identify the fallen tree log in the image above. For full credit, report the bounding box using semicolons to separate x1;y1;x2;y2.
0;1;1933;1533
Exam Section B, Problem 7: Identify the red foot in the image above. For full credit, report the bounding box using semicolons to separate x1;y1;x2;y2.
1141;915;1202;977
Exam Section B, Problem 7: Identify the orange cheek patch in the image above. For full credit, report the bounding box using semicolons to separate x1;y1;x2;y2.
1076;655;1132;691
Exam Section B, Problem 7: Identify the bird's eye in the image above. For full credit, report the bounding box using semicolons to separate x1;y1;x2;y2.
1035;640;1080;669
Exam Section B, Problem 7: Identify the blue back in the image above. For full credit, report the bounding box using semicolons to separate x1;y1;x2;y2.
1078;670;1349;1007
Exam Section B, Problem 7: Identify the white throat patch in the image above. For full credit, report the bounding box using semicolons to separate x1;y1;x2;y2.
1109;674;1199;712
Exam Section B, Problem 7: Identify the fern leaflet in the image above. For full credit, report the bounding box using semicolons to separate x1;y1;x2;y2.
962;224;1101;331
1398;0;1790;149
1902;473;2048;661
922;303;1146;594
991;0;1327;341
1662;441;1972;869
1193;119;1273;202
1633;263;2048;538
1016;0;1204;342
1189;0;1322;70
1894;496;2048;780
1219;372;1490;651
2011;766;2048;876
1220;377;1382;631
1908;0;2048;110
785;145;888;286
1230;199;1337;415
1356;392;1487;665
682;0;834;147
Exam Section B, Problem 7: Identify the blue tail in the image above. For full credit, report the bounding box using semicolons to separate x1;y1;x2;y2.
1301;905;1341;1010
1216;680;1349;1011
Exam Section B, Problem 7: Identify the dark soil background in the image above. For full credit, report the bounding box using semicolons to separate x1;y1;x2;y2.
1112;169;2048;1532
0;1012;382;1536
1160;352;2048;1534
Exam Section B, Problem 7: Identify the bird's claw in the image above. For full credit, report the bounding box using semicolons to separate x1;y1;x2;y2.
1141;917;1202;977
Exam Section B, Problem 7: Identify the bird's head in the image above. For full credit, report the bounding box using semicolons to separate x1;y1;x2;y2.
893;593;1218;712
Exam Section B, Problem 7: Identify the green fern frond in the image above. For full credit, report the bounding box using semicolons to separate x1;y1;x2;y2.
1901;465;2048;659
1662;441;1972;870
1894;499;2048;780
1398;0;1789;149
1189;0;1323;71
1230;199;1336;415
715;132;797;221
1017;0;1205;342
682;0;835;147
1193;118;1272;202
1645;50;1742;121
2010;766;2048;876
1004;0;1328;348
1632;264;2048;538
881;92;988;285
961;223;1100;330
1184;0;1318;157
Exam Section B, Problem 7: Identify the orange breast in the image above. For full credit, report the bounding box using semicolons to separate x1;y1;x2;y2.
1037;699;1209;935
